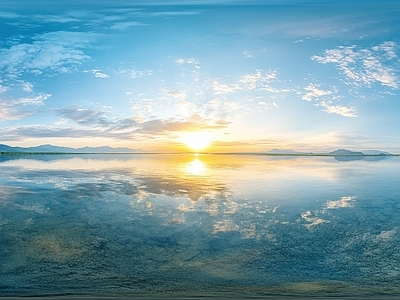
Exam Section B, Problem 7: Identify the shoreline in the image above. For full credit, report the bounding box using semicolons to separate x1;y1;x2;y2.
1;152;399;156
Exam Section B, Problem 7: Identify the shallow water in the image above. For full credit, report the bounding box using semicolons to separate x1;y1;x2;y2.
1;154;400;298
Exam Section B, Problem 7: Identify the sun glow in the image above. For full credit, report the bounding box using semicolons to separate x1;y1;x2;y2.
181;132;212;151
185;158;207;175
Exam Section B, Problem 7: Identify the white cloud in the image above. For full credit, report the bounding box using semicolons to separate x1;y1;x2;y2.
317;101;357;117
117;67;152;79
238;70;277;90
174;57;200;66
223;101;241;112
92;69;110;78
372;41;397;59
0;94;50;121
16;94;51;106
0;12;20;19
150;11;200;17
210;80;240;94
22;82;34;92
0;85;8;94
312;42;399;89
162;89;187;100
302;84;332;101
301;83;356;117
243;50;252;57
0;31;99;76
0;104;32;121
209;70;279;95
109;21;147;30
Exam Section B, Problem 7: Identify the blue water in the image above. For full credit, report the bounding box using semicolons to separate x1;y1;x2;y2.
1;154;399;298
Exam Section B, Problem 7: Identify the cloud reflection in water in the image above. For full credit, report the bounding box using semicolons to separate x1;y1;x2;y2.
1;154;400;296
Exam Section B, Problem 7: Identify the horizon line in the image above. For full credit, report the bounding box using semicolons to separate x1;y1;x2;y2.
1;151;399;156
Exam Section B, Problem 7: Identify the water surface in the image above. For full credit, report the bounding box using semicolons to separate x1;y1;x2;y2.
1;154;399;298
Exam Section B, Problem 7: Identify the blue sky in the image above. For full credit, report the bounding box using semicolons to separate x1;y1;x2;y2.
1;0;400;152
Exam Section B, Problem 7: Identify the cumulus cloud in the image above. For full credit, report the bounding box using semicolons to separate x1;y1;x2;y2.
312;42;399;89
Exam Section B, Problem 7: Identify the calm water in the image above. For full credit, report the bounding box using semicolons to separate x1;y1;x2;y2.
1;154;400;298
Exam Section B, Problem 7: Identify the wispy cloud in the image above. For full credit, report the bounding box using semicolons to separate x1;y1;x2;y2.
0;84;8;94
117;67;152;79
302;84;356;117
0;94;50;121
22;82;34;92
312;42;399;89
302;84;333;102
0;31;100;76
0;104;33;121
109;21;147;30
162;89;187;100
150;11;201;17
209;69;279;94
210;80;240;94
56;106;111;126
137;114;228;135
92;69;110;78
238;70;277;90
317;101;357;118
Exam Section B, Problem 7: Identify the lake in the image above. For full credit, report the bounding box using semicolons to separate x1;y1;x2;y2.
1;154;399;299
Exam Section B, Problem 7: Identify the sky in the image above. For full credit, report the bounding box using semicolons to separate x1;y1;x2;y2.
1;0;400;153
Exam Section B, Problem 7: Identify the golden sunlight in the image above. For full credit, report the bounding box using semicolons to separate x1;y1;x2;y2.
185;158;206;175
181;132;212;151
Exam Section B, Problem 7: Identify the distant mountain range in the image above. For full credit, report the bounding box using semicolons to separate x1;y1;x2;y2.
265;148;306;155
0;144;393;155
0;144;147;153
328;149;391;156
265;148;391;156
328;149;365;156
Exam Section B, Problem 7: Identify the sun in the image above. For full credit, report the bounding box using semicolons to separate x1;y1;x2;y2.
181;131;212;151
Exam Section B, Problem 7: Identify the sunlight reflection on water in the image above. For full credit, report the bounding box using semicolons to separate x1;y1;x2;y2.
185;157;207;176
0;154;400;297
